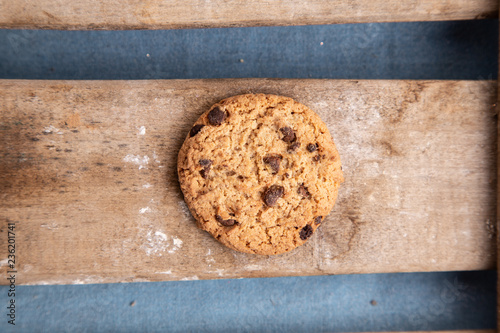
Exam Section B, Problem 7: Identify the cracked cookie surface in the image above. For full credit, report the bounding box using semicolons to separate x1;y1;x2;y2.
178;94;343;255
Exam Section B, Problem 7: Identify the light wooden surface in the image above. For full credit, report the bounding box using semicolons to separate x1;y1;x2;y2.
0;0;497;30
0;79;496;285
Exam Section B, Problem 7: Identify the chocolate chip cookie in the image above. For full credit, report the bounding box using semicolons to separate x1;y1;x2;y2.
178;94;343;255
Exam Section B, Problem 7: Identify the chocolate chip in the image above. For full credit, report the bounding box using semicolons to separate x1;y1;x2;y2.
190;124;205;137
307;143;318;152
299;225;313;240
199;167;210;178
288;142;300;152
314;216;323;225
313;154;325;162
263;154;282;174
208;107;227;126
280;127;296;143
199;159;212;167
222;219;237;226
199;159;212;178
263;184;284;207
226;170;237;176
216;215;238;226
298;184;311;199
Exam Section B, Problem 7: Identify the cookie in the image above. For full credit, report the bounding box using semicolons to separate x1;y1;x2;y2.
178;94;343;255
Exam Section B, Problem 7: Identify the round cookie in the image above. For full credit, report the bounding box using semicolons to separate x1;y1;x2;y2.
178;94;343;255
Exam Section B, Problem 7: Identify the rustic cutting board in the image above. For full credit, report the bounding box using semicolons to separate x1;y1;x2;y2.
0;0;497;30
0;79;496;285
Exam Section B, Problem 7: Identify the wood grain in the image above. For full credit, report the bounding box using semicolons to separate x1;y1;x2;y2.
382;331;495;333
383;331;495;333
0;0;497;30
0;79;496;285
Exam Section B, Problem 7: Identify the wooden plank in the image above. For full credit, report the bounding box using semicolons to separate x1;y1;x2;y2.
0;79;496;285
375;331;495;333
0;0;497;30
497;0;500;327
377;331;495;333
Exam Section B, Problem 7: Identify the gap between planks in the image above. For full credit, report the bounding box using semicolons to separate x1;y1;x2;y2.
0;0;497;30
0;79;497;285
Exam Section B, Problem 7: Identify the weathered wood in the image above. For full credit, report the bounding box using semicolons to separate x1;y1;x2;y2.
0;0;497;30
497;0;500;327
385;331;495;333
0;79;496;285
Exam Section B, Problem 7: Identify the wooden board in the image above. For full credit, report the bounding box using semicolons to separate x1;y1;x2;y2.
326;331;495;333
0;79;496;285
384;331;495;333
0;0;497;30
497;0;500;326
